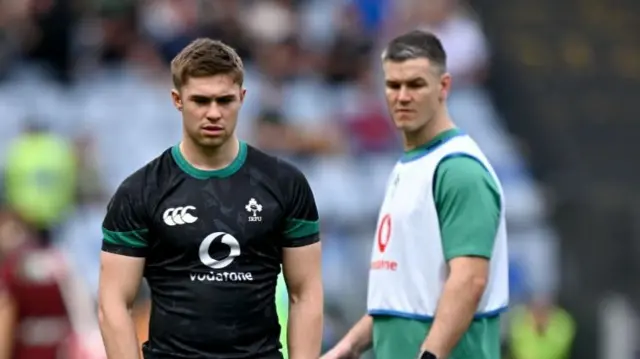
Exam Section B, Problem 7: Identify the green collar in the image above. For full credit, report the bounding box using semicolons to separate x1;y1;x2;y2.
400;128;463;163
171;141;248;179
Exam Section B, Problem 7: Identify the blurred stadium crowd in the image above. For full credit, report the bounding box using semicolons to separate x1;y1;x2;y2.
0;0;576;358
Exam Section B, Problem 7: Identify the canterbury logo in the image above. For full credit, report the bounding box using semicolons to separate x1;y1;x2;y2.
163;206;198;226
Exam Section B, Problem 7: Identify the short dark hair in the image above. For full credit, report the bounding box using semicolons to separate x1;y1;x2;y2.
382;30;447;71
170;38;244;89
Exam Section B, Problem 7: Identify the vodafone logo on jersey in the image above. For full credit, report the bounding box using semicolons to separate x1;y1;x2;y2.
371;214;398;271
190;232;254;283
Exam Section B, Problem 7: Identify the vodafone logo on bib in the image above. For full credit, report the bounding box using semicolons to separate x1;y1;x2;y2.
371;214;398;271
377;214;392;252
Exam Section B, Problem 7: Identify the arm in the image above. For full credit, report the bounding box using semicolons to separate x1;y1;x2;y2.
420;156;501;358
98;179;151;359
321;315;373;359
282;243;323;359
0;277;16;359
279;165;323;359
98;253;145;359
421;257;489;357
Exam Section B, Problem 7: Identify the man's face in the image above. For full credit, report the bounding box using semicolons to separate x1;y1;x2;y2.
171;75;246;148
0;217;28;258
383;58;450;133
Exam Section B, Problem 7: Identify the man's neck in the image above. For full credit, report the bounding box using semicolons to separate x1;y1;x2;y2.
402;112;455;152
179;137;240;171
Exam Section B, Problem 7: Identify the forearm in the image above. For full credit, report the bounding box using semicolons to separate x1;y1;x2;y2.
0;295;15;359
98;303;140;359
0;319;13;359
287;292;323;359
422;276;485;357
340;314;374;356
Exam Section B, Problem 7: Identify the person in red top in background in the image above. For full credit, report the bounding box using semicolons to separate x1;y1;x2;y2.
0;209;105;359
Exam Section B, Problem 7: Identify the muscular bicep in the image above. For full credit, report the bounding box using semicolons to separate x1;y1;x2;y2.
282;242;322;298
98;252;145;309
448;256;490;282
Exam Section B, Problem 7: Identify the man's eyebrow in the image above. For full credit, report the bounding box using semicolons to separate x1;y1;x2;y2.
188;94;237;100
386;77;426;84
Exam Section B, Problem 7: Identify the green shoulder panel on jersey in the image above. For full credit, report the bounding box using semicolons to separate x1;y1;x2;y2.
433;155;501;261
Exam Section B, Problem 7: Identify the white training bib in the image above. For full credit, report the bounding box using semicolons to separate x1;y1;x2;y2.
367;134;509;320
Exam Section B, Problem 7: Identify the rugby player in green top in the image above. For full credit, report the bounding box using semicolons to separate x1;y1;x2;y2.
322;30;508;359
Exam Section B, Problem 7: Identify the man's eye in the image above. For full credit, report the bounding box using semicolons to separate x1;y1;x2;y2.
194;98;209;105
217;97;233;104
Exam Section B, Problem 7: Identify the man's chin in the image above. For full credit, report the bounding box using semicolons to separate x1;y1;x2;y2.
394;121;420;132
195;135;231;148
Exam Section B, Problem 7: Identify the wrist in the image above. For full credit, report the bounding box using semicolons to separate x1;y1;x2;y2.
418;350;438;359
337;339;358;356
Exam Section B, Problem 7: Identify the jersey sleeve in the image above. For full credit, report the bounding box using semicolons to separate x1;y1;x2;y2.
101;178;151;257
280;166;320;247
433;155;501;261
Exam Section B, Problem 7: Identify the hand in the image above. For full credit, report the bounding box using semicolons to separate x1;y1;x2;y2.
320;343;358;359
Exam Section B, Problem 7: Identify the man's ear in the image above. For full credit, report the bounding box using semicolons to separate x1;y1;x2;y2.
171;89;182;111
439;73;452;102
240;88;247;103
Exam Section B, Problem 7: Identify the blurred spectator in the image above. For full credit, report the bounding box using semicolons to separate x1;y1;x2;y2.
398;0;489;87
508;301;576;359
0;209;32;261
335;65;397;154
0;0;77;83
95;0;138;66
322;4;374;86
55;133;106;297
250;38;348;156
3;122;77;242
199;0;253;61
0;208;103;359
349;0;391;35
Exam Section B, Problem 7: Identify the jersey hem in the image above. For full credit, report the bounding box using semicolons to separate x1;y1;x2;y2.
281;233;320;247
368;306;508;321
102;227;148;248
444;250;492;261
101;242;148;257
142;342;284;359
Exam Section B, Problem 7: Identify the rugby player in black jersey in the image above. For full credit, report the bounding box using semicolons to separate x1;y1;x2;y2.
97;38;323;359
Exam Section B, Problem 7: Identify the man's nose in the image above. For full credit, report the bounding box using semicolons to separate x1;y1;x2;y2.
206;104;222;120
397;87;412;103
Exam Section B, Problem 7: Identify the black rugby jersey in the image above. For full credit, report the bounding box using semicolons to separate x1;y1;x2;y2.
101;141;320;359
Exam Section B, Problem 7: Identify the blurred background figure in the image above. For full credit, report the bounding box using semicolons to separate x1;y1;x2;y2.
3;121;77;242
0;208;104;359
1;0;639;358
507;300;576;359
